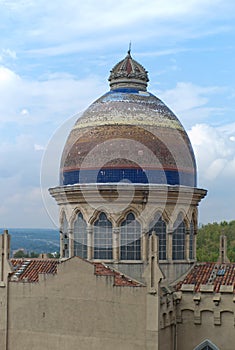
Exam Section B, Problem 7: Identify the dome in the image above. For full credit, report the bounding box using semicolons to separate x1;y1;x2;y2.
60;52;197;187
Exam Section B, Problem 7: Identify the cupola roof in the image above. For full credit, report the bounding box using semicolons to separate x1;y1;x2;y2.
108;49;149;91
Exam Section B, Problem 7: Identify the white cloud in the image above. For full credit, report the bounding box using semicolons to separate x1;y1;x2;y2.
20;108;29;116
1;0;234;57
188;123;235;223
0;0;234;229
0;132;54;227
0;64;107;228
0;182;52;228
2;48;17;59
0;65;106;126
159;82;219;111
189;123;235;180
34;144;45;151
156;82;226;127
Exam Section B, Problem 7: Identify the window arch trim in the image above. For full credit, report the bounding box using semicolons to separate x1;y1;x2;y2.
193;339;220;350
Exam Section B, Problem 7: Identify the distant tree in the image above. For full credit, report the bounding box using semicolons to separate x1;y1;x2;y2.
47;252;60;259
13;250;28;258
29;252;39;258
197;220;235;262
13;250;39;258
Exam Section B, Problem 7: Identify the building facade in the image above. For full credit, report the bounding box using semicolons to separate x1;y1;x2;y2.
0;52;234;350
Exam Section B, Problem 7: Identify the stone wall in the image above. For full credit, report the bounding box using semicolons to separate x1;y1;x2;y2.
7;258;147;350
176;289;235;350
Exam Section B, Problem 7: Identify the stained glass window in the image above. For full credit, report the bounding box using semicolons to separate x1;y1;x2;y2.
172;214;185;260
120;213;141;260
149;215;167;260
74;212;87;259
94;212;113;259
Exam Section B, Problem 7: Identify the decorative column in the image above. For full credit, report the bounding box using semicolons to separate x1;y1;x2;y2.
167;225;173;261
142;228;148;262
87;225;93;260
59;230;64;258
185;228;190;260
113;227;120;262
68;228;74;258
194;232;197;260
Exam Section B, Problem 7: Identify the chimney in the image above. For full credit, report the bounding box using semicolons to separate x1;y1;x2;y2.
218;235;230;264
0;230;12;285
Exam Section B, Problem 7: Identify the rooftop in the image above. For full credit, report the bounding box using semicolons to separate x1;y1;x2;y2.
177;262;235;293
94;262;144;287
10;258;59;282
10;258;144;287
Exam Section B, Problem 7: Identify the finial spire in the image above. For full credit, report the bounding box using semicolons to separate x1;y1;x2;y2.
108;48;149;91
128;41;131;55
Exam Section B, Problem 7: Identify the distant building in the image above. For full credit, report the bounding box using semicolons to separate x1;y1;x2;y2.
0;51;234;350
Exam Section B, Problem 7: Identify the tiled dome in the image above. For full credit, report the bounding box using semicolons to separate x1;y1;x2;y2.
60;52;197;187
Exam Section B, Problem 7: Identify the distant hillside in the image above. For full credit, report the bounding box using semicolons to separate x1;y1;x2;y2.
1;228;60;256
2;222;235;261
197;221;235;262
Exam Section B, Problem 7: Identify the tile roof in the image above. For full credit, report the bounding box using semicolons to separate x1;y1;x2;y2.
177;262;235;293
10;258;59;282
9;258;144;287
94;263;144;287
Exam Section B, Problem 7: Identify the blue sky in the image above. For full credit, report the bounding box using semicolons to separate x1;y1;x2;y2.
0;0;235;228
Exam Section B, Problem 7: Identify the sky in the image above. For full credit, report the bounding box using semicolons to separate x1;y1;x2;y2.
0;0;235;228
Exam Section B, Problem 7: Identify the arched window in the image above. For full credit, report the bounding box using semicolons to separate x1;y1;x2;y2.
62;213;69;258
149;215;167;260
172;214;185;260
94;212;113;260
74;212;87;259
193;339;220;350
189;220;194;259
120;213;141;260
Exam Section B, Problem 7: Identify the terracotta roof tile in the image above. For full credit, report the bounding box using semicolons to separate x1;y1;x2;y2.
176;262;235;293
10;258;144;287
10;258;59;282
94;263;144;287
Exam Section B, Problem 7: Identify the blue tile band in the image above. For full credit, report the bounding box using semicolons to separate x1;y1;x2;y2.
61;168;196;187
